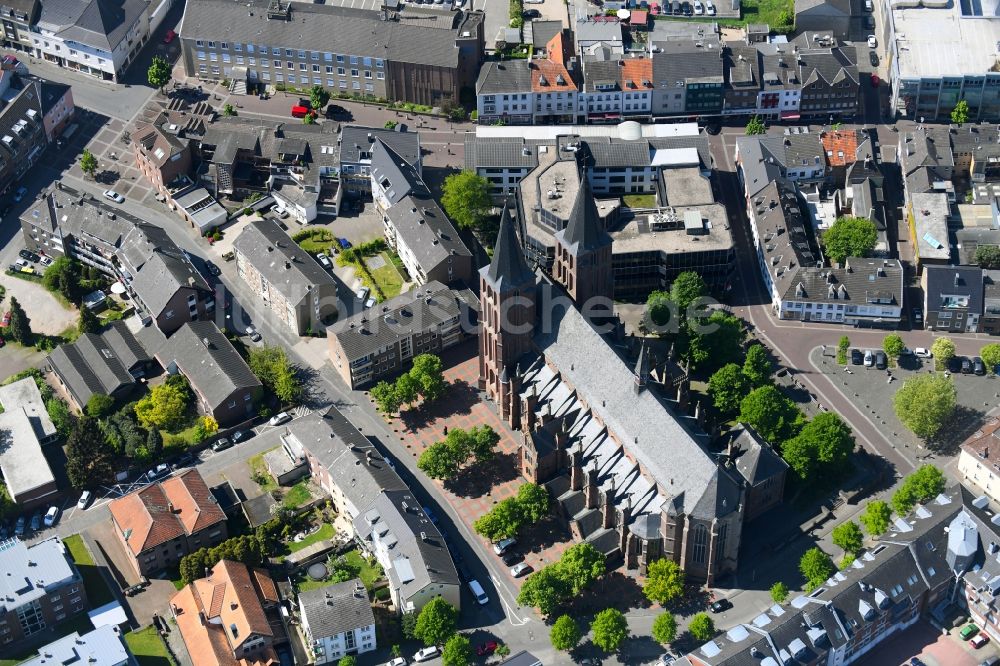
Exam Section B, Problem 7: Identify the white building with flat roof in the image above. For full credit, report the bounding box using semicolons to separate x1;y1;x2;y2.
0;407;57;506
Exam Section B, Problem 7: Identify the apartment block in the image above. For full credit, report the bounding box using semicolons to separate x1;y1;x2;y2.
298;580;376;663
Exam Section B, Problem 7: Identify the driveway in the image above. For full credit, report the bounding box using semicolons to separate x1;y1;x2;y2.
857;620;991;666
0;273;77;336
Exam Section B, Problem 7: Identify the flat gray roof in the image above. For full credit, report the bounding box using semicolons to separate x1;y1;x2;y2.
911;192;952;262
0;377;56;442
890;4;1000;79
0;408;56;501
611;204;733;255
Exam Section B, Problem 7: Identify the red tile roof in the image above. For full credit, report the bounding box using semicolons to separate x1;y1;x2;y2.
532;32;577;93
109;469;226;556
820;129;860;167
620;58;653;90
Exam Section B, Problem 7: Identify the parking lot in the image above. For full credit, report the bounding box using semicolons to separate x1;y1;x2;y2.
319;0;466;11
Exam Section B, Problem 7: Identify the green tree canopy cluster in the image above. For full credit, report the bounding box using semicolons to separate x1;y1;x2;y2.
179;515;289;584
412;597;459;646
65;416;115;489
134;374;192;431
688;613;716;641
822;217;878;265
799;547;835;591
892;374;956;441
859;500;892;537
782;412;855;481
517;543;606;615
441;171;493;239
248;346;302;404
473;482;550;541
6;297;31;345
708;344;773;416
371;353;446;413
643;558;686;605
892;465;946;516
975;245;1000;269
738;385;804;445
418;425;500;480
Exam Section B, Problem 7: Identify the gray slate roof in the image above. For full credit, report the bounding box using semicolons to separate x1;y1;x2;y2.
781;258;904;307
119;222;212;318
481;203;536;292
653;48;724;85
730;423;788;486
0;538;77;614
38;0;149;52
180;0;468;69
298;578;375;639
232;219;340;303
47;320;151;407
340;126;420;168
156;321;261;410
924;265;984;315
476;60;533;95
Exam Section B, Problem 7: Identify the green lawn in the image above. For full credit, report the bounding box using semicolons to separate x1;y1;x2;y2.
63;534;114;606
124;626;177;666
654;0;793;28
622;194;656;209
368;252;405;300
287;522;334;553
293;228;335;254
343;549;384;589
248;448;280;494
283;479;313;509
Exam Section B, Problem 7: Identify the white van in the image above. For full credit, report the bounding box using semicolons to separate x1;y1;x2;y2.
468;579;489;605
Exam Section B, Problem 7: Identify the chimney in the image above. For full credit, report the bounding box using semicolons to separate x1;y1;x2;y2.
585;464;600;510
570;443;584;491
603;478;616;529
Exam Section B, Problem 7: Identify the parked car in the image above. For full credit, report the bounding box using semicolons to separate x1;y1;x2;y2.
43;506;59;527
975;357;987;375
0;522;8;539
245;325;262;342
963;357;974;374
864;15;875;30
316;252;332;269
971;632;990;649
851;348;864;365
18;249;38;263
269;411;292;426
356;287;370;302
912;308;923;324
693;0;704;13
211;437;233;452
413;647;440;662
711;598;733;613
163;29;177;43
477;641;498;656
13;186;27;202
147;463;170;480
870;50;879;67
14;515;25;536
913;347;932;358
338;237;352;249
29;512;41;532
949;357;964;373
875;351;888;370
523;8;541;17
39;255;52;267
510;562;532;577
423;505;439;524
493;537;517;555
14;258;29;269
205;260;220;276
867;34;878;48
865;0;873;10
910;659;927;666
77;490;92;510
705;0;715;14
468;579;489;605
864;350;874;367
961;624;981;640
102;189;125;204
232;430;253;443
1;311;11;327
382;660;407;666
501;550;522;566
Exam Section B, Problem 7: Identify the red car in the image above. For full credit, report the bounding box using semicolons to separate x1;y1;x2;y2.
0;311;10;327
476;641;498;656
163;29;177;44
871;73;880;88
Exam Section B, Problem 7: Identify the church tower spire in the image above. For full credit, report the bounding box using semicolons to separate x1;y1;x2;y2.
554;173;614;311
479;201;538;409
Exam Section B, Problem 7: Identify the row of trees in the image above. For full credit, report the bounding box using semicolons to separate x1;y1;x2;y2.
372;353;446;414
417;425;499;480
473;482;549;541
400;598;509;666
551;608;713;653
179;514;290;584
516;543;606;616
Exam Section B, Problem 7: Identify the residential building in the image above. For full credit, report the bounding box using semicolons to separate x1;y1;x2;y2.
3;0;151;82
298;579;376;663
579;55;653;122
20;183;216;335
650;45;724;118
794;0;851;41
36;78;72;142
170;560;282;666
0;537;87;647
47;320;153;411
0;406;57;506
983;270;1000;335
339;125;421;197
884;0;1000;120
19;625;134;666
232;219;344;335
155;321;263;426
481;207;745;583
574;14;624;52
957;417;1000;504
0;376;57;444
0;74;53;194
354;489;461;613
132;117;193;201
327;281;475;389
922;265;984;333
899;125;955;196
908;192;954;269
776;258;904;327
727;424;788;521
109;468;228;577
178;0;484;107
735;127;829;199
475;30;579;125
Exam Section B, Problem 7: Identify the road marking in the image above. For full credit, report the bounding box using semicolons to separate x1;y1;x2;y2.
489;574;531;626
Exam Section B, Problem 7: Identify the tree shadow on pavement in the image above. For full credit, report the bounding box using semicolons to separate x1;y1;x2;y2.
296;365;328;410
571;571;649;616
443;451;520;499
928;404;984;456
398;378;479;432
517;514;573;557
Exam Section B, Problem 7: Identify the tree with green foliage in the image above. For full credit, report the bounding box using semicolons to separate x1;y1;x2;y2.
738;385;804;445
688;613;716;641
473;497;522;541
644;558;685;605
495;644;510;659
78;305;101;335
591;608;629;652
401;613;418;640
770;581;789;603
46;398;74;437
337;657;356;666
782;412;855;481
645;290;675;330
413;597;458;647
517;566;570;616
832;520;864;557
441;634;471;666
135;380;191;430
688;311;745;373
309;84;331;111
743;344;772;387
6;297;31;345
223;103;236;117
79;148;98;179
951;99;970;125
860;500;892;537
550;615;581;650
652;612;678;645
410;353;447;403
441;170;492;235
931;337;956;369
517;482;550;522
882;334;905;360
248;346;301;404
371;380;402;414
799;548;835;591
395;372;420;408
670;271;709;319
146;427;163;460
708;363;751;416
390;645;402;659
43;256;82;304
465;424;500;463
982;343;1000;372
745;115;766;135
65;416;114;489
893;374;957;441
559;543;606;595
892;465;946;516
85;393;115;418
417;441;463;480
975;245;1000;269
822;216;878;264
147;55;171;91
